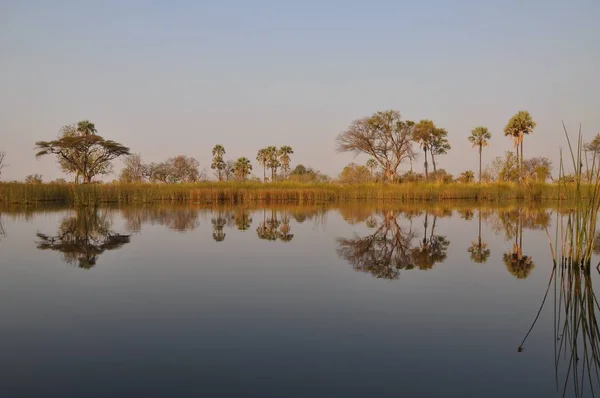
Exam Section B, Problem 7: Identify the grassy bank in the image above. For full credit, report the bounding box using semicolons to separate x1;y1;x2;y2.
0;181;589;205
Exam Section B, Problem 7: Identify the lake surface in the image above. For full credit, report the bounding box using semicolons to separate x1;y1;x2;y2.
1;203;599;398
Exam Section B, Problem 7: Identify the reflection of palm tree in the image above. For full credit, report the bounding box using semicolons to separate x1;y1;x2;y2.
234;209;252;231
36;209;130;269
277;215;294;242
257;210;293;242
211;212;227;242
503;210;534;279
503;246;535;279
468;209;491;263
411;212;450;270
337;211;417;280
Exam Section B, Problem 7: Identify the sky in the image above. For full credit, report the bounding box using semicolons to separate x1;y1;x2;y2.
1;0;599;181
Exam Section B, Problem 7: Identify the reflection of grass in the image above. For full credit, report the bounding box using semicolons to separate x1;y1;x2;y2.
0;181;597;205
519;126;600;397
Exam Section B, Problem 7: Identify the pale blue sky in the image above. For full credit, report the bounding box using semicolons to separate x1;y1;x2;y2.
1;0;598;181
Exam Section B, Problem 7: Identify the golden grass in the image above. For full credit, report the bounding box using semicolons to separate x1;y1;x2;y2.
0;180;589;205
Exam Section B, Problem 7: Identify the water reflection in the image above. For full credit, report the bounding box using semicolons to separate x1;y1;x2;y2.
0;212;5;241
36;208;130;269
487;208;551;279
468;209;491;263
211;211;228;242
233;208;252;231
121;207;200;232
336;210;416;280
256;210;294;242
411;211;450;270
18;204;568;280
520;232;600;396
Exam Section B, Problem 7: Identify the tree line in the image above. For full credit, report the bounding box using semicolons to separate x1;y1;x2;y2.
0;111;597;184
336;109;541;183
21;120;323;184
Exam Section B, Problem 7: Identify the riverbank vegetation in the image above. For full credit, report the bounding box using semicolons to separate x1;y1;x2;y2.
0;180;596;205
1;109;599;205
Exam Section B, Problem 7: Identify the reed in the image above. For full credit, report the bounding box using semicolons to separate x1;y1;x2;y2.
519;125;600;397
0;180;592;206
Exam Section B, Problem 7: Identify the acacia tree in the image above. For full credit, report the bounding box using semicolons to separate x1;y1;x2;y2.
0;151;6;180
278;146;294;178
429;128;450;173
35;120;129;183
336;110;416;182
412;120;436;178
468;126;492;183
211;145;226;181
504;111;536;181
234;157;252;182
256;148;268;182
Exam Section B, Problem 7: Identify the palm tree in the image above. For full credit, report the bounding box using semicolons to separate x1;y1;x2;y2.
413;120;435;178
76;120;97;135
211;145;226;181
504;111;536;182
366;158;377;179
256;148;268;182
468;126;492;183
234;157;252;182
265;146;280;182
278;146;294;179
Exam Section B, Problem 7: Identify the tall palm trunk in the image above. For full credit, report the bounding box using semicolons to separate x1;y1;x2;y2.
478;144;482;183
515;143;520;183
263;165;266;182
520;138;524;182
432;154;437;173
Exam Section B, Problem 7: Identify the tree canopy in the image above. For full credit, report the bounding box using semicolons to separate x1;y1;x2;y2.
336;110;416;182
35;120;129;183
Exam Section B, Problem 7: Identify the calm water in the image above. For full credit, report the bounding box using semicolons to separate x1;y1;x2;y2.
1;204;599;398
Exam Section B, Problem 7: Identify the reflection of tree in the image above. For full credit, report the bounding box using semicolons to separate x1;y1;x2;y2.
233;209;252;231
337;211;417;280
278;215;294;242
36;209;130;269
468;209;491;263
502;210;534;279
490;208;551;240
458;208;474;221
121;207;200;232
410;212;450;270
211;212;227;242
256;210;294;242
